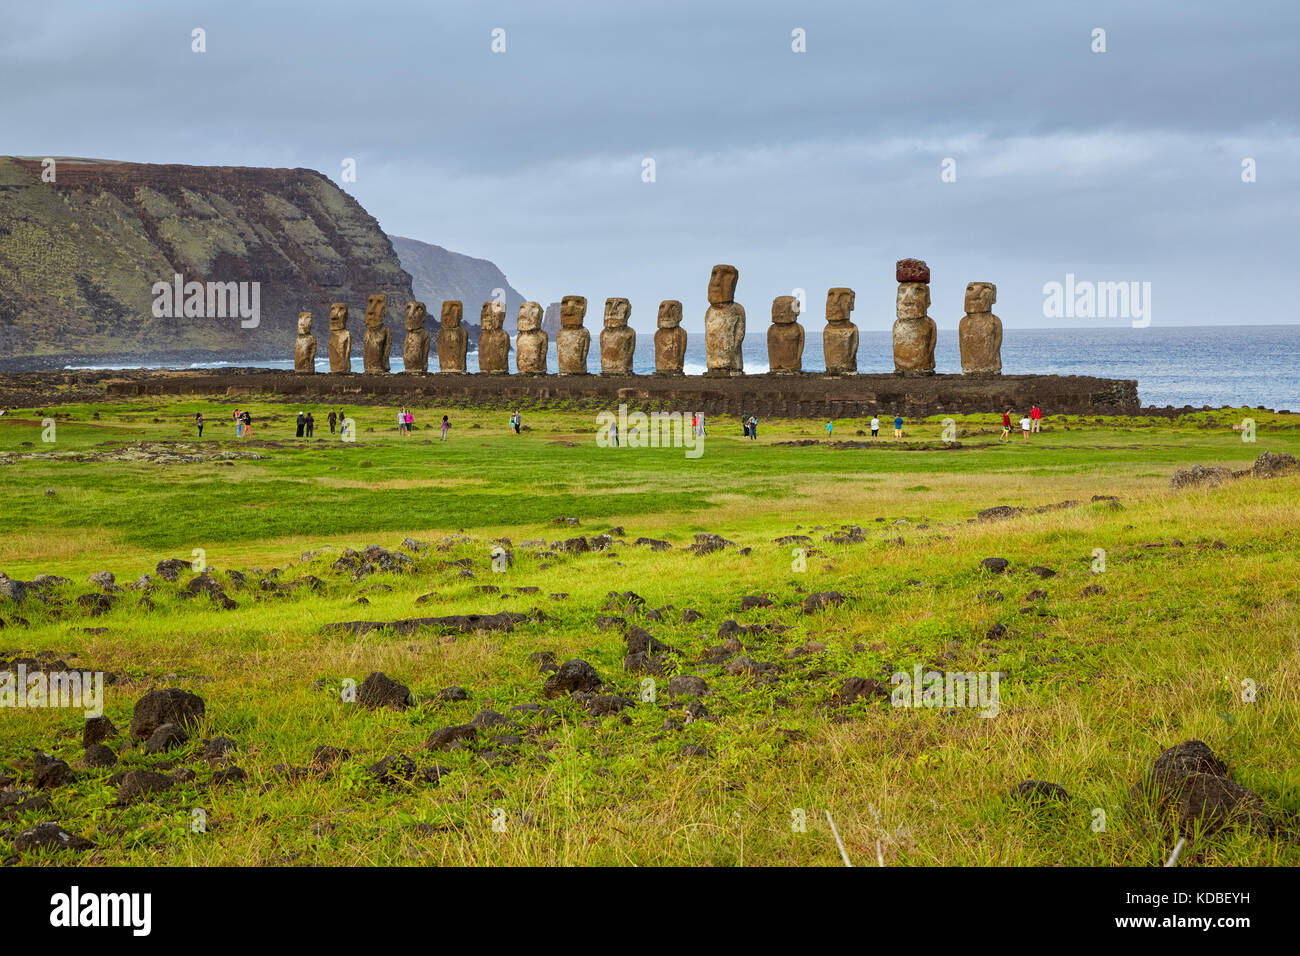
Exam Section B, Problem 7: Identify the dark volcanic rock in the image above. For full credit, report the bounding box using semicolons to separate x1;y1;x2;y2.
13;822;94;853
543;659;603;698
357;671;413;710
33;754;73;789
83;715;118;747
129;688;206;740
145;722;189;754
803;591;846;614
1010;780;1070;803
980;557;1010;574
740;595;773;611
666;675;708;697
835;676;890;704
425;724;478;751
82;743;117;768
116;769;174;804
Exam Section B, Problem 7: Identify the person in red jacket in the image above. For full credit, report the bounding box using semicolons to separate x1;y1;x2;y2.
1000;409;1012;443
1031;404;1043;433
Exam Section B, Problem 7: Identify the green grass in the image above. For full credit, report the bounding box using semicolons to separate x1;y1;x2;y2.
1;397;1297;865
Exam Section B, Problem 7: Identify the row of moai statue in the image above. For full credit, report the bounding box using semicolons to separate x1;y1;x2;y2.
292;259;1003;376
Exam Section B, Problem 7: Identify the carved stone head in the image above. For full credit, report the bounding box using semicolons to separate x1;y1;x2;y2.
657;300;683;329
964;281;997;313
560;295;588;328
517;301;543;332
297;311;313;335
896;282;931;320
826;288;855;322
480;301;505;331
329;303;348;331
440;301;463;328
771;296;799;324
365;294;387;329
707;264;739;305
604;297;631;328
405;301;427;331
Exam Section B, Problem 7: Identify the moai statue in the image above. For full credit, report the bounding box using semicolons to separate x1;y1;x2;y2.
599;298;636;375
362;294;391;373
653;300;687;375
515;301;548;373
958;282;1002;375
893;258;937;375
767;295;805;374
704;264;745;375
328;303;351;373
556;295;590;375
477;301;510;374
294;311;317;374
437;301;468;372
823;287;859;375
403;301;430;373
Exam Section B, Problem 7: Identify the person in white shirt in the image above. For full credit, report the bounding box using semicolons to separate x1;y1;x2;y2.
1020;415;1032;443
870;416;880;438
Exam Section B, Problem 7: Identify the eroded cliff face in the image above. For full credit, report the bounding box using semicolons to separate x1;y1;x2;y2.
388;235;525;337
0;156;414;363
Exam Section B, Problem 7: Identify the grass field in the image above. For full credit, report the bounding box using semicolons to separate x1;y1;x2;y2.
1;397;1298;866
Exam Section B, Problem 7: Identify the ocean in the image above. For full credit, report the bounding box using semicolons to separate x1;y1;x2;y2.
68;325;1300;411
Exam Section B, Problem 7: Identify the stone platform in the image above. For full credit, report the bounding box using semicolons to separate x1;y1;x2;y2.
101;368;1139;418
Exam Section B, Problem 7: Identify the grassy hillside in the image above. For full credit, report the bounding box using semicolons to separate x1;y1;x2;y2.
1;400;1297;865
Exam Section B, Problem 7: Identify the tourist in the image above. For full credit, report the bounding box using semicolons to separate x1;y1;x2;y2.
404;407;414;437
440;415;450;441
893;414;904;439
1021;412;1032;443
692;412;698;436
511;410;522;435
234;408;242;438
1031;404;1043;433
749;416;759;440
296;411;306;437
195;412;205;438
397;406;406;436
870;415;880;438
305;412;315;438
327;408;338;435
240;409;253;438
1000;409;1011;443
742;416;750;438
698;413;706;437
337;408;347;440
826;420;833;437
610;421;619;446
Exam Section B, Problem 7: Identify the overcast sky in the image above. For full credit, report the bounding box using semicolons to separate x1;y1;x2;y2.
4;0;1298;331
